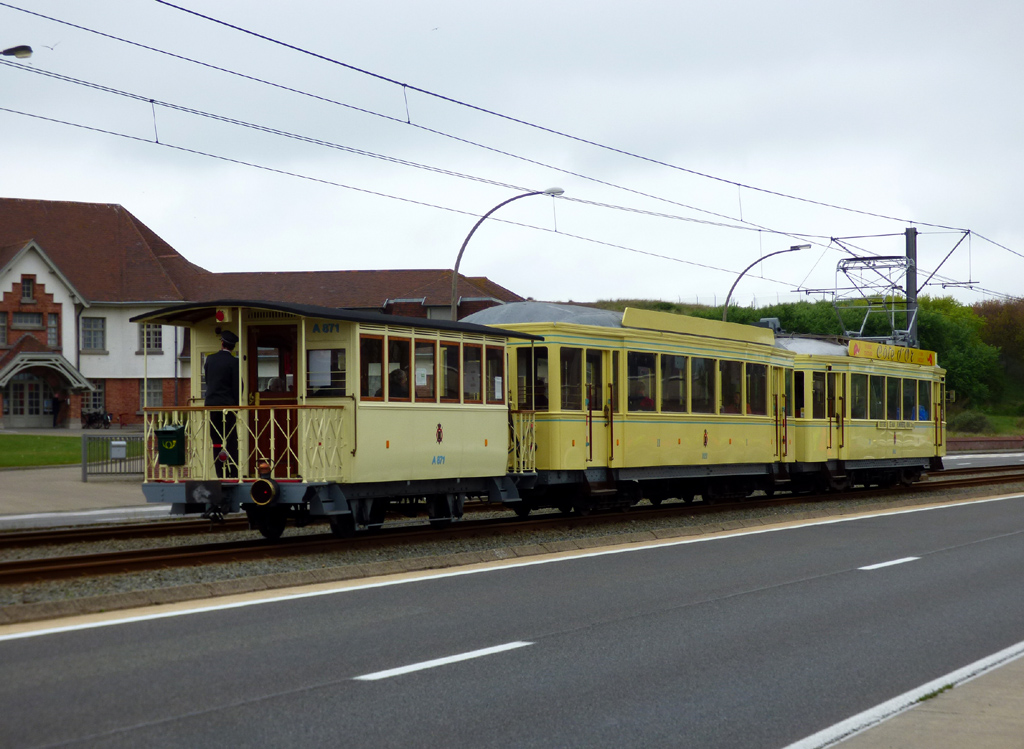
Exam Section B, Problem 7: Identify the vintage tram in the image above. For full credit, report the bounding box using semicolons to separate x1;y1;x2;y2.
133;300;945;538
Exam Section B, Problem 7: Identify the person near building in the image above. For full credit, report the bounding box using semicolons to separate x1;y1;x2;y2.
205;329;241;477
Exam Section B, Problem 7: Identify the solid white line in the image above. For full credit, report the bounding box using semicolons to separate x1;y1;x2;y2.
353;641;533;681
858;557;920;571
783;639;1024;749
2;493;1022;642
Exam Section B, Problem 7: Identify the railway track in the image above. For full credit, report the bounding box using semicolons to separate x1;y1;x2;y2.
2;466;1022;586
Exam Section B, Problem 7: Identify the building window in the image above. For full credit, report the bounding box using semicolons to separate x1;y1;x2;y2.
82;317;106;351
140;378;163;408
85;379;105;413
0;314;6;346
21;276;34;302
138;323;162;352
47;314;59;347
12;312;43;329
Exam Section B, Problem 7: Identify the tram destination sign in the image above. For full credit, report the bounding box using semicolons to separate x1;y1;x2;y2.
848;341;937;367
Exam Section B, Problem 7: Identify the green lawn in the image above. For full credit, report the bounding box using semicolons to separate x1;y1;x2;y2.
0;434;81;467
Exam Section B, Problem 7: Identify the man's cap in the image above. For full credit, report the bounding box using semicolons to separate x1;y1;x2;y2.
220;330;239;345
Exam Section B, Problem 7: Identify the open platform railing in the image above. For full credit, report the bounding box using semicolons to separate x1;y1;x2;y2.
508;410;537;473
143;405;346;482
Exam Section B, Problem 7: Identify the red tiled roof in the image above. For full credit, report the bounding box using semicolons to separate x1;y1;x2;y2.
0;198;204;303
0;198;523;308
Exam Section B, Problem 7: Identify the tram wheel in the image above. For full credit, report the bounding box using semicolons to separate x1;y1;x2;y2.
512;502;532;519
648;496;664;507
253;508;287;540
328;513;356;538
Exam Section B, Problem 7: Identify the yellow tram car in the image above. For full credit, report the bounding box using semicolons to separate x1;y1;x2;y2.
132;300;540;539
134;300;945;538
463;302;946;514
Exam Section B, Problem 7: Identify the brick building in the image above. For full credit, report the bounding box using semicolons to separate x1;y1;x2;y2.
0;198;522;429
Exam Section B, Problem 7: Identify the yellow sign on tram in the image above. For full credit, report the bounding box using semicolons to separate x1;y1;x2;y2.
847;340;937;367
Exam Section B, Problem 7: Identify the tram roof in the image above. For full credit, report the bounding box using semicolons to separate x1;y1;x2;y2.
130;300;543;340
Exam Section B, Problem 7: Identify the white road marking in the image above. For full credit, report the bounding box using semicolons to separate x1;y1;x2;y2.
784;639;1024;749
2;493;1022;642
858;557;920;571
353;641;533;681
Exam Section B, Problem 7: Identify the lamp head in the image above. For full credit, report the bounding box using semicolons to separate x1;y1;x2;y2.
2;45;33;59
542;187;565;196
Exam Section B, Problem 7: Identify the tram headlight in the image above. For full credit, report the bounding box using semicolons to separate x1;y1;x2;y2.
250;478;279;506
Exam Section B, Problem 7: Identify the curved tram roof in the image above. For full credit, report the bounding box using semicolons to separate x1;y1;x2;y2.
130;300;543;341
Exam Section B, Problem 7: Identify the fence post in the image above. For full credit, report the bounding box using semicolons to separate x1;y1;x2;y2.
81;434;88;483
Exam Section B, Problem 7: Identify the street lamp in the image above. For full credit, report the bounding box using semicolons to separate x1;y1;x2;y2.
450;187;564;320
722;244;812;322
2;45;33;59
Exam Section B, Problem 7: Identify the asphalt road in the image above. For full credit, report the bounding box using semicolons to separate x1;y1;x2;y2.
2;495;1024;748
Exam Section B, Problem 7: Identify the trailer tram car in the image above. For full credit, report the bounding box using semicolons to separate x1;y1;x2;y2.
132;300;542;539
462;302;946;515
133;300;945;539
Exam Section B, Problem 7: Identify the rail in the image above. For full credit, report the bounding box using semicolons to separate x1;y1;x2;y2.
143;405;346;482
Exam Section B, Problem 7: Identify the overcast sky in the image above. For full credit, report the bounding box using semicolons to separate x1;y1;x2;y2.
2;0;1021;309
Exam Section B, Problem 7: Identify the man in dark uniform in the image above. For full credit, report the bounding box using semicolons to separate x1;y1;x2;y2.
205;329;240;478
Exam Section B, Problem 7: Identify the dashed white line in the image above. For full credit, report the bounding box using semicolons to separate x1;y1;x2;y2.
353;641;533;681
859;557;920;571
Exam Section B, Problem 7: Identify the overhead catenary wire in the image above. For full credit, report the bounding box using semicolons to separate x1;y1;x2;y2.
0;58;1003;299
0;2;1017;298
0;103;800;288
151;0;974;235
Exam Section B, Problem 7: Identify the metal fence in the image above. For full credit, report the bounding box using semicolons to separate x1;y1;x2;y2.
81;434;145;482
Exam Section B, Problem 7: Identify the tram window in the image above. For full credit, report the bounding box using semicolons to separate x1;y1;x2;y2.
627;351;656;411
414;340;436;401
785;369;793;417
611;351;621;413
903;378;917;421
918;381;931;420
887;378;901;419
660;355;687;412
720;360;743;414
586;350;604;412
440;342;461;402
811;372;826;419
486;346;505;404
463;344;483;403
691;357;716;414
516;347;548;410
560;348;584;410
387;337;411;401
869;376;885;420
794;372;805;417
307;348;345;398
360;336;384;400
746;363;767;415
851;374;868;419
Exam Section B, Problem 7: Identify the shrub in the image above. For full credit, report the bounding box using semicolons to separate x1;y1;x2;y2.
948;411;992;434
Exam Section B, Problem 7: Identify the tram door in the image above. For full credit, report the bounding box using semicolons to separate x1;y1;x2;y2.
246;324;299;478
772;367;790;459
585;349;611;467
827;371;845;455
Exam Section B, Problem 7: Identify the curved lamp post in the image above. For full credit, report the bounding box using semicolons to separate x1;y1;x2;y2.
450;187;564;320
2;45;33;59
722;244;811;322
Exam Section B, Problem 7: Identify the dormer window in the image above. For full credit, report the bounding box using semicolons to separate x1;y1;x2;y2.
21;276;34;302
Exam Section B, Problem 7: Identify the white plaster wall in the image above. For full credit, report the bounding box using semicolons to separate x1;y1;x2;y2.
77;306;184;380
1;249;77;355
